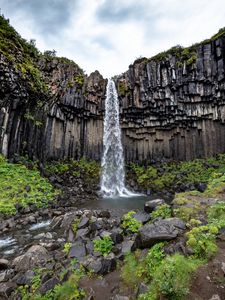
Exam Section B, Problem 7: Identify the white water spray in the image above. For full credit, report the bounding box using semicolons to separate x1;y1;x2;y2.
100;79;136;197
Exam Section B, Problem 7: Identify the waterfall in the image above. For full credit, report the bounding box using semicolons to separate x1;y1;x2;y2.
100;79;134;197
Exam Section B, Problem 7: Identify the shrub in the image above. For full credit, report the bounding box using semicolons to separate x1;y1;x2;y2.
139;254;200;300
207;201;225;229
150;204;172;221
186;225;218;259
121;211;142;233
93;236;114;256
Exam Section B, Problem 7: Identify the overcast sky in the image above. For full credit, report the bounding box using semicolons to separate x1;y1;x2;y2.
0;0;224;77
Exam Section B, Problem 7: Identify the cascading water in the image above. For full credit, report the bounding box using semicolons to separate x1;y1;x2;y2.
100;79;136;197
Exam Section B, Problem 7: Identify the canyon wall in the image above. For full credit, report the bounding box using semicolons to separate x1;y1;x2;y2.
0;15;225;163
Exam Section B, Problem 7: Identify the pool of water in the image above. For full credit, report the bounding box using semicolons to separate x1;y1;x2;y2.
78;194;163;216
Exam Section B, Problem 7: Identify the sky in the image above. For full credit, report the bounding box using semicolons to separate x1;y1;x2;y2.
0;0;224;78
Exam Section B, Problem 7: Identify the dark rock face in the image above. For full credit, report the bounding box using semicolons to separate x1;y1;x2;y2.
1;26;225;162
136;218;186;248
117;36;225;162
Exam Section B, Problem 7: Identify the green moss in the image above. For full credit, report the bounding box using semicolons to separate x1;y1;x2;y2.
0;155;58;215
118;81;127;96
74;74;84;87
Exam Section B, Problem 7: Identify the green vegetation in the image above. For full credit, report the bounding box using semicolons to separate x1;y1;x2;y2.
63;242;72;255
134;27;225;66
93;236;114;256
45;158;100;184
0;155;57;215
74;74;85;87
130;154;225;192
139;254;201;300
150;204;172;221
17;269;85;300
121;210;142;233
117;81;127;96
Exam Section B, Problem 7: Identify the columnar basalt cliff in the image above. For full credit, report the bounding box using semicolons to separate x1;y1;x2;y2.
116;32;225;162
0;15;225;163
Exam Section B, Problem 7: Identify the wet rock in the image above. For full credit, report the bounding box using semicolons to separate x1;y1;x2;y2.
97;210;111;218
39;277;59;294
78;216;89;229
13;270;35;285
76;228;90;239
69;241;87;261
51;216;63;229
61;212;77;230
0;259;9;270
136;218;185;248
137;282;148;296
209;295;221;300
121;240;136;254
0;282;17;299
197;182;207;192
0;270;14;283
110;229;124;244
12;245;49;272
133;211;150;223
144;199;165;213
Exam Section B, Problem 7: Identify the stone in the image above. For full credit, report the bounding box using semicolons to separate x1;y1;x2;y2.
39;277;59;294
78;216;89;229
110;229;124;244
0;259;9;270
121;240;136;254
136;218;185;248
133;211;151;223
0;270;14;283
76;227;90;239
144;199;165;213
0;282;16;299
209;295;221;300
112;296;129;300
12;245;49;272
69;241;87;260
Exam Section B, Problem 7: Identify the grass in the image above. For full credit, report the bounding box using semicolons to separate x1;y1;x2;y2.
0;155;57;215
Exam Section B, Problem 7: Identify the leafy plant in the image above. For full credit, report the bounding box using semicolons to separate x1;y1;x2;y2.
121;211;142;233
63;243;72;255
0;156;57;215
150;204;172;221
139;254;201;300
186;225;218;259
93;236;114;256
138;243;165;281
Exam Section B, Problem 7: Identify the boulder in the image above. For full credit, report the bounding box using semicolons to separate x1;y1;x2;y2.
0;259;9;270
136;218;185;248
144;199;165;213
78;217;89;229
69;241;87;261
39;277;59;294
0;282;16;299
12;245;49;272
133;211;150;223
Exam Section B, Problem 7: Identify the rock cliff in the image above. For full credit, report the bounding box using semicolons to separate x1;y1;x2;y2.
0;14;225;163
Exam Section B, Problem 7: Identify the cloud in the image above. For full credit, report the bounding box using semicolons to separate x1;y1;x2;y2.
0;0;224;77
0;0;76;36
